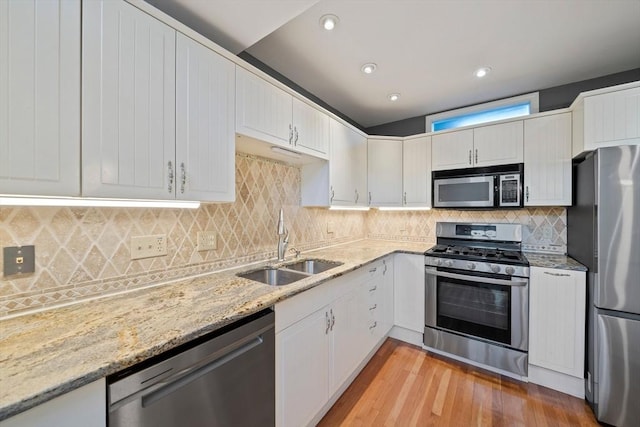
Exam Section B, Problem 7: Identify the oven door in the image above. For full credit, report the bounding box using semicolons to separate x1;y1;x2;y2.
433;175;495;208
425;267;528;351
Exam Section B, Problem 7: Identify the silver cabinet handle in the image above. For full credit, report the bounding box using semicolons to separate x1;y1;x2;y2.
330;186;334;203
475;148;478;164
369;192;372;205
383;260;387;275
369;267;377;273
468;150;472;165
543;271;571;277
369;304;377;311
355;189;359;203
289;124;293;144
330;309;335;330
526;186;530;202
167;161;174;193
294;126;299;145
180;162;186;194
369;321;377;330
325;311;330;334
403;192;407;205
369;285;377;292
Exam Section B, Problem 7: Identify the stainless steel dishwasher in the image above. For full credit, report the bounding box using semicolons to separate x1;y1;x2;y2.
107;309;275;427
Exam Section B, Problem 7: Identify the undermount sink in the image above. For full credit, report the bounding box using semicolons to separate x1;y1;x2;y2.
238;259;343;286
283;259;343;274
238;267;309;286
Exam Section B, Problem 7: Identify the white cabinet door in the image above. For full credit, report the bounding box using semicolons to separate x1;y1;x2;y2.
292;98;329;158
367;139;403;206
529;267;586;378
236;66;292;147
276;308;330;427
330;286;366;396
380;256;395;336
524;113;572;206
82;0;176;199
584;86;640;148
330;119;367;205
402;136;431;206
0;0;80;197
176;33;235;202
431;129;474;171
473;120;524;167
393;254;425;333
0;379;105;427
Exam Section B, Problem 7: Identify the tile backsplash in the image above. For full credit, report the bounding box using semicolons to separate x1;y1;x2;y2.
0;154;566;317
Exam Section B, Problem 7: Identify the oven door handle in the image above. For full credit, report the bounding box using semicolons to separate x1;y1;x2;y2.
425;269;527;287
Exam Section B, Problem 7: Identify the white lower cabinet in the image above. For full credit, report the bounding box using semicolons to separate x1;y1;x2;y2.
0;379;105;427
275;257;392;427
391;253;425;346
528;266;586;397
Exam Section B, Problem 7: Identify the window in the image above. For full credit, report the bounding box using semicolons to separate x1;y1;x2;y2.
426;93;539;132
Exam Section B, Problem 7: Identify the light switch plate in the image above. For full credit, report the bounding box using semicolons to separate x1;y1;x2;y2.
131;235;167;260
197;231;217;251
3;245;35;276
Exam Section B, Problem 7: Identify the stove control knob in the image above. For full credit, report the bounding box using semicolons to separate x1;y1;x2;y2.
505;266;515;275
467;263;476;270
445;260;454;268
434;259;442;266
490;264;501;273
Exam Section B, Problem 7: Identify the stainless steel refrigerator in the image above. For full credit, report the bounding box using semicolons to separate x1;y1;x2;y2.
567;145;640;427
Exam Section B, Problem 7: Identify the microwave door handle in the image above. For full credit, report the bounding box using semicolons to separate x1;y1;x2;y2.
425;269;527;287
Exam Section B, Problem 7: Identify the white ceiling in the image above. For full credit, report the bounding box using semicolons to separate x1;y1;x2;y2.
148;0;640;128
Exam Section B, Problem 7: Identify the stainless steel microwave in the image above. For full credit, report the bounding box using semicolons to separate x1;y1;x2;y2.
432;164;524;208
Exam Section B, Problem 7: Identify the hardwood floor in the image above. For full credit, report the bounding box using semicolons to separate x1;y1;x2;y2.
318;339;599;427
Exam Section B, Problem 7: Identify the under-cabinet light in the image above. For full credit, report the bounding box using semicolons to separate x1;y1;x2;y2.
270;146;302;159
0;196;201;209
329;206;370;211
377;207;431;211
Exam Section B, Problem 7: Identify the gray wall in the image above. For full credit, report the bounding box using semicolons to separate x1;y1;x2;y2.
365;68;640;136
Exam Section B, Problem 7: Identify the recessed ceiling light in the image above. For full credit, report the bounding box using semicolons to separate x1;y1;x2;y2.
361;63;377;74
388;93;400;102
319;14;339;31
474;67;491;78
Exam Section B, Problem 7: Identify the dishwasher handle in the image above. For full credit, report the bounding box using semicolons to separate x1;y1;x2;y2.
141;335;264;408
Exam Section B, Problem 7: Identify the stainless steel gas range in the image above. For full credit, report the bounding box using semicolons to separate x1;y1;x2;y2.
424;222;530;377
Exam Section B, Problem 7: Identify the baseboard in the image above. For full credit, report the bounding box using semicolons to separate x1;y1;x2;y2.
388;326;423;346
528;364;585;398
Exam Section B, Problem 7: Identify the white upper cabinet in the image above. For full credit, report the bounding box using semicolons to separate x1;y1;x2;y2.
402;136;432;206
473;120;524;167
0;0;80;197
431;129;474;170
292;98;329;156
329;118;367;206
431;121;523;171
524;112;572;206
176;33;235;202
573;83;640;157
82;0;176;199
367;138;403;206
236;66;329;159
236;66;292;147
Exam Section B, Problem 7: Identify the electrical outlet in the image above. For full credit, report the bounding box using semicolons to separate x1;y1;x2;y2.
197;231;217;251
3;245;35;276
131;234;167;260
327;222;334;234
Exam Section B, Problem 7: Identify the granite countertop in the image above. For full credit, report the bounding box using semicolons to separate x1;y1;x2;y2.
524;252;587;271
0;239;430;421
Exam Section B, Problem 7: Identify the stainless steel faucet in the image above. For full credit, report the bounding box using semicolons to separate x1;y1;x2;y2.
277;208;289;261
